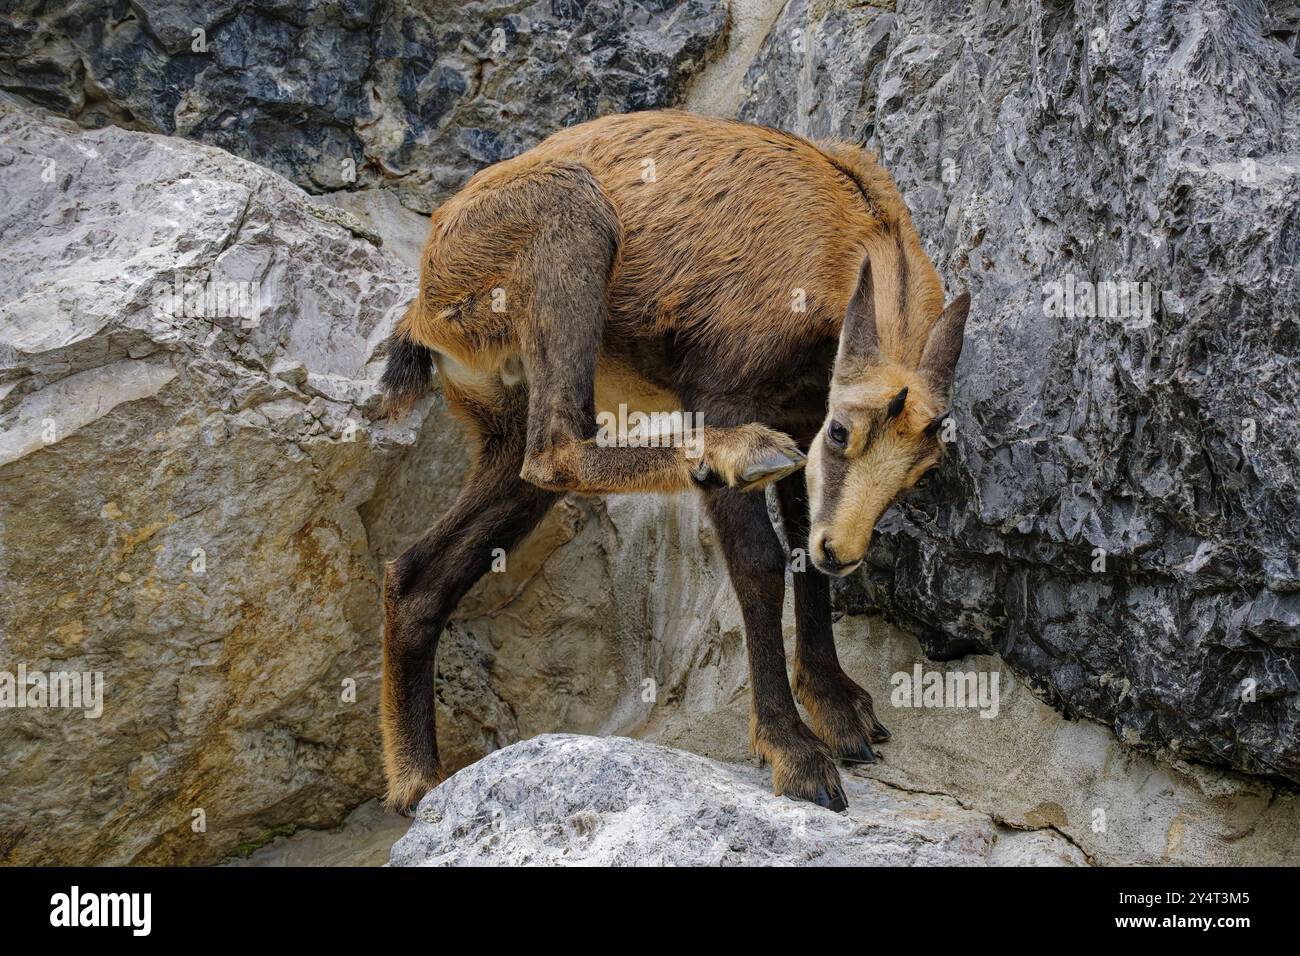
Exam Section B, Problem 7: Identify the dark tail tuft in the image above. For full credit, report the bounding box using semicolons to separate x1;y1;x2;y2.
380;333;434;420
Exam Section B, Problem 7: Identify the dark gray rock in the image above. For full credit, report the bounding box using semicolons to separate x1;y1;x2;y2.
0;0;728;211
743;0;1300;782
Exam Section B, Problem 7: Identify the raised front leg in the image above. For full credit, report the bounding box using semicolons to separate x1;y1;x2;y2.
704;485;847;810
776;470;890;763
522;420;805;495
519;290;805;496
454;158;806;498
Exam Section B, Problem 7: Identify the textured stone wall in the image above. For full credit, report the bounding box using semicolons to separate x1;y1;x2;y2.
0;0;727;212
735;0;1300;784
2;0;1298;866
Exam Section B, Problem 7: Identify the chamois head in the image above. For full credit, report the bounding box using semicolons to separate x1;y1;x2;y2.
805;258;970;577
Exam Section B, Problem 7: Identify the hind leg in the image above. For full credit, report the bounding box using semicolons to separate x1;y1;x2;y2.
381;387;557;813
776;470;890;763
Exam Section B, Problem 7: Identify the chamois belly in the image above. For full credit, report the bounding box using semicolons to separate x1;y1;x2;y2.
433;344;681;426
593;357;681;419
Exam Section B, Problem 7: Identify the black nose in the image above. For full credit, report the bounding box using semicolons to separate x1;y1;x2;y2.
821;542;844;570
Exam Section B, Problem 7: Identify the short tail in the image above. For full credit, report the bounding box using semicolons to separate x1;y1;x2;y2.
380;331;434;420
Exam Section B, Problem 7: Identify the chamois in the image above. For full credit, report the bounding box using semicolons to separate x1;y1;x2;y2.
379;110;970;812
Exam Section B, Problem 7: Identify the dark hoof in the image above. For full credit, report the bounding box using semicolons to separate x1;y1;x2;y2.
869;721;892;743
838;742;877;765
813;785;849;812
738;448;807;488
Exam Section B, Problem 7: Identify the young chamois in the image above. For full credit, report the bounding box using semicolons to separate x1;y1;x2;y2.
379;109;970;813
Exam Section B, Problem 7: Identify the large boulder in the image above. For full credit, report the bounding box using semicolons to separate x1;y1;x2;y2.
736;0;1300;783
388;733;1088;866
0;0;728;212
0;102;437;864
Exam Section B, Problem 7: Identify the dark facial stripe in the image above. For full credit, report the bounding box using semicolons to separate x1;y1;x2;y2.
819;402;890;523
815;442;851;525
860;406;889;453
895;229;909;342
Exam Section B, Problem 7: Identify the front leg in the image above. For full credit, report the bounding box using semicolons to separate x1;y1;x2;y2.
510;208;804;498
703;485;847;810
776;470;891;762
522;419;805;496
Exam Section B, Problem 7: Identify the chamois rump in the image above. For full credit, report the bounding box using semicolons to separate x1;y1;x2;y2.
379;110;970;812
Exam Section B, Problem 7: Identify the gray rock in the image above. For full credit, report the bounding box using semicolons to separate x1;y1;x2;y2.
0;102;440;864
0;0;728;212
738;0;1300;783
5;0;1299;869
388;733;1088;866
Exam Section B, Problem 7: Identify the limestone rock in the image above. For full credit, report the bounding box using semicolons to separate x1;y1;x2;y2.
0;102;436;864
0;0;728;212
388;733;1088;866
738;0;1300;783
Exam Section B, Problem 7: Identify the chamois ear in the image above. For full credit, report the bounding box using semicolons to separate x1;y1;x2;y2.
918;291;970;402
839;256;882;366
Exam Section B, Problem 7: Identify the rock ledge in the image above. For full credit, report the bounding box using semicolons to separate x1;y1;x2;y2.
389;734;1087;867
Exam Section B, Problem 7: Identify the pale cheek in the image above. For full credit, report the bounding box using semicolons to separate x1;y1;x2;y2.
805;442;824;516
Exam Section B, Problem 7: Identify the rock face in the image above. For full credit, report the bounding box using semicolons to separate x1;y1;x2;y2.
736;0;1300;783
0;0;727;213
3;0;1298;868
10;0;1289;786
388;733;1087;866
0;103;436;864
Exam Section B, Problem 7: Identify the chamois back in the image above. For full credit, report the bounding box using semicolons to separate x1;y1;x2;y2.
403;110;945;382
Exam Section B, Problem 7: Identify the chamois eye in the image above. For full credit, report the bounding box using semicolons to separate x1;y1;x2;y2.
914;468;937;489
827;420;848;448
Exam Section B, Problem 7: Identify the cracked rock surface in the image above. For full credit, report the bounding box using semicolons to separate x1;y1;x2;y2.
0;0;727;212
738;0;1300;783
388;733;1088;866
